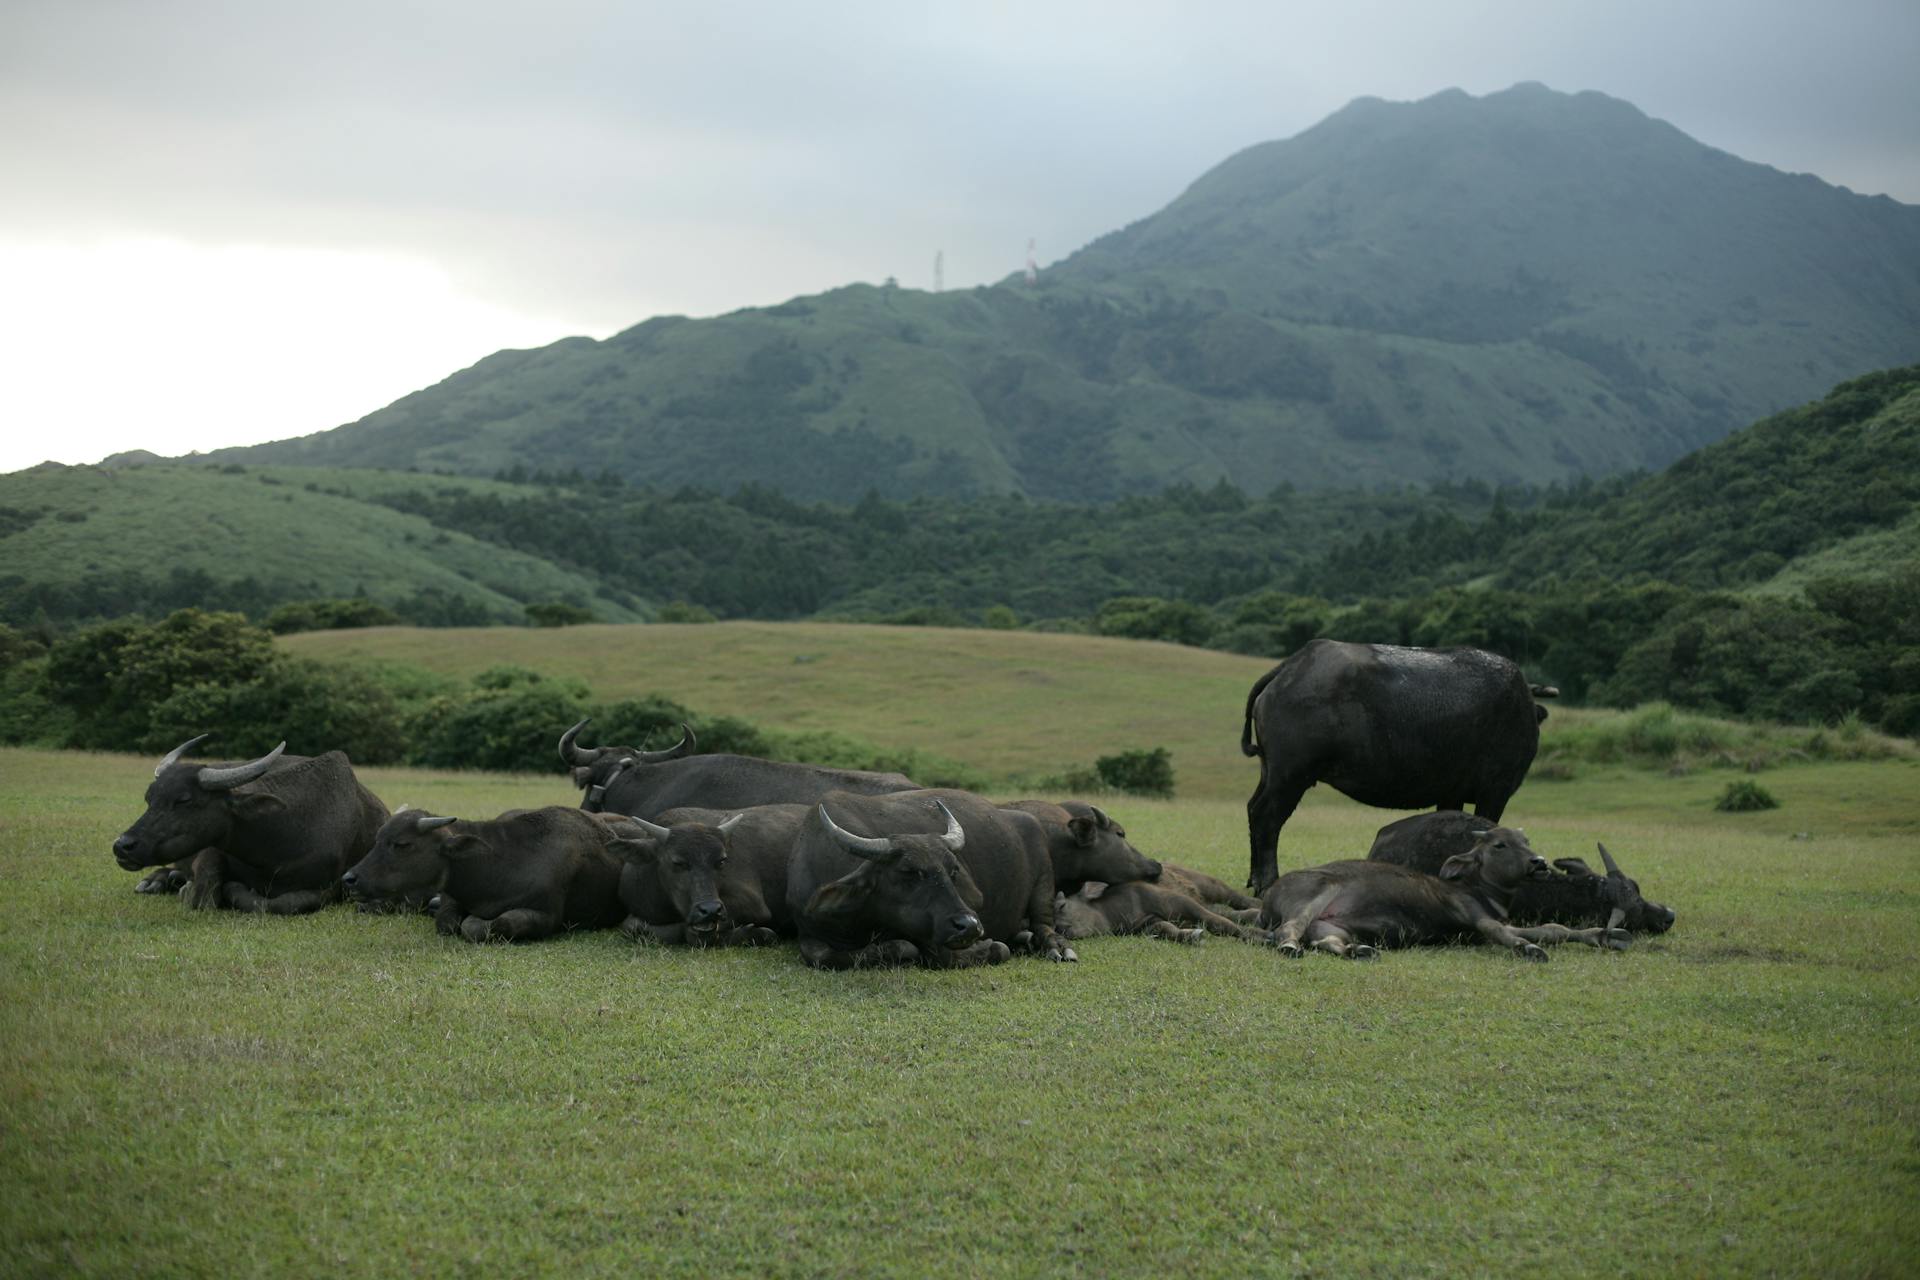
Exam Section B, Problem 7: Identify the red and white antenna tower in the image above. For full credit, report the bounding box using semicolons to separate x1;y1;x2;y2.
1025;238;1038;286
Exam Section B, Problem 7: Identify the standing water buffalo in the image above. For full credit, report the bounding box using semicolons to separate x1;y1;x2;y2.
786;789;1074;969
1242;639;1556;892
1261;826;1630;962
1368;810;1676;933
111;735;388;913
344;806;630;942
559;720;921;817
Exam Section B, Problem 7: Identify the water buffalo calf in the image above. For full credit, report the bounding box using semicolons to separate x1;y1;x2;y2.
1368;810;1676;933
1055;863;1268;945
112;736;388;914
344;806;627;942
1001;799;1163;890
1261;826;1631;962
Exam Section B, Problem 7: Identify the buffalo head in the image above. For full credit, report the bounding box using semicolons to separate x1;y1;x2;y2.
1437;825;1548;891
342;810;471;906
806;799;985;954
1053;802;1161;888
608;812;745;943
111;736;288;871
559;718;695;811
1551;844;1676;933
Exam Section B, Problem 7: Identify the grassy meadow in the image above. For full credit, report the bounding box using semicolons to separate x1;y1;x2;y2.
3;728;1917;1274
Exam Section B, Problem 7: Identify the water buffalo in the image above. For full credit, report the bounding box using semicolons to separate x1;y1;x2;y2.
111;735;388;913
1055;863;1268;945
1368;810;1676;933
1261;826;1631;962
559;720;921;817
611;807;795;947
343;806;627;943
786;789;1073;969
1242;639;1556;892
1000;799;1163;891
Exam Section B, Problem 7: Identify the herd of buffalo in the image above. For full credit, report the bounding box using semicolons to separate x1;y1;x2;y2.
108;639;1676;966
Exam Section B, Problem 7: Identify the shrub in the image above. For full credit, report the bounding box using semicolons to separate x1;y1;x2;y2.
1715;779;1779;812
1095;747;1175;797
526;602;597;627
265;598;401;635
406;676;591;773
147;658;408;764
655;601;718;624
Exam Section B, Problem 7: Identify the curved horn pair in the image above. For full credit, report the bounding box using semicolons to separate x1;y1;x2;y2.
197;742;286;791
559;719;696;769
818;800;965;861
558;719;603;767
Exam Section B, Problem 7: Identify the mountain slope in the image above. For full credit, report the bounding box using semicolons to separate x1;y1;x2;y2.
206;84;1920;500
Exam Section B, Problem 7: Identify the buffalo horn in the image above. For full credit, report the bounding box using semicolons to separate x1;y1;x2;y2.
1530;684;1560;699
154;733;211;777
818;805;896;861
196;742;285;791
934;800;965;851
558;718;602;767
415;815;459;833
1597;842;1626;881
717;813;745;834
1088;804;1112;829
621;815;672;841
637;724;695;764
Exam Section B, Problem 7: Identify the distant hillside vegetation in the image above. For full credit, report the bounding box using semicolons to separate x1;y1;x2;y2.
204;83;1920;501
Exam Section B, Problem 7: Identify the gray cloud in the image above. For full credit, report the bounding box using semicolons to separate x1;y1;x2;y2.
4;0;1916;329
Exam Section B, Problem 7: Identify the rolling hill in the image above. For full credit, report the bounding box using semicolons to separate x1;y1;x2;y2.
202;83;1920;500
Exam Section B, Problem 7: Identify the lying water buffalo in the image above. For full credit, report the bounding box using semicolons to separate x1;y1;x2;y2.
611;808;793;947
1055;863;1268;945
1261;825;1630;962
1000;799;1163;891
559;720;921;817
111;735;388;913
343;806;627;943
1242;639;1556;892
786;789;1072;969
1368;810;1676;933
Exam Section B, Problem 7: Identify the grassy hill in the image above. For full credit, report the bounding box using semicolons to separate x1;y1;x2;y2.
205;84;1920;501
0;463;645;625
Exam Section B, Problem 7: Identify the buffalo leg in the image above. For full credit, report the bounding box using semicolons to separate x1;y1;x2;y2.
724;924;778;947
223;883;337;915
1266;886;1339;957
180;849;226;910
136;861;191;894
1510;921;1632;952
625;919;690;945
1472;917;1549;961
1188;902;1265;941
1305;922;1377;960
460;909;562;943
1141;920;1206;944
1246;773;1310;894
799;937;921;970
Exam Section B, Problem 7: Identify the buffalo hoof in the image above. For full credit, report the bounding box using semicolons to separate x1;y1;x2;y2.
1518;943;1549;963
222;883;262;912
135;867;188;894
1276;941;1305;959
873;939;922;966
179;878;224;911
1008;930;1036;953
1178;929;1205;946
737;926;777;947
982;940;1012;966
1604;932;1633;952
459;917;495;944
1048;943;1079;963
1349;944;1379;961
619;915;649;941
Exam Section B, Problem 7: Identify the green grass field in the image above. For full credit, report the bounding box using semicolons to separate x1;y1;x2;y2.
3;741;1916;1276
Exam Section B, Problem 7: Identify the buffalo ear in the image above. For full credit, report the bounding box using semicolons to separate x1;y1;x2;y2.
1437;851;1478;881
1081;880;1112;901
804;867;873;922
1553;857;1595;878
1067;816;1099;847
442;832;489;859
228;792;288;819
607;837;658;865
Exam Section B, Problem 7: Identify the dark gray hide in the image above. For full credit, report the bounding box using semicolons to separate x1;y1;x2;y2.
1260;828;1630;962
1055;862;1267;945
559;719;920;817
343;806;626;943
1368;810;1675;933
613;804;812;946
1001;799;1162;891
786;788;1071;969
112;737;388;914
1241;639;1553;892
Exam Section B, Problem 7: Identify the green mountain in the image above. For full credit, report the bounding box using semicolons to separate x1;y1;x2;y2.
204;84;1920;500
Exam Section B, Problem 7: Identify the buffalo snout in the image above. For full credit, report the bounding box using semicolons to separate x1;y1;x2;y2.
1145;860;1164;881
1528;855;1550;879
112;834;143;870
688;899;725;927
944;913;984;949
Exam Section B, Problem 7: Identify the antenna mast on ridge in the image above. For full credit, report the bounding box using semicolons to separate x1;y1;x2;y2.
1025;238;1038;286
934;249;944;293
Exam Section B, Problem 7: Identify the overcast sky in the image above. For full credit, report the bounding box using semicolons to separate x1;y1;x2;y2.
2;0;1916;474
